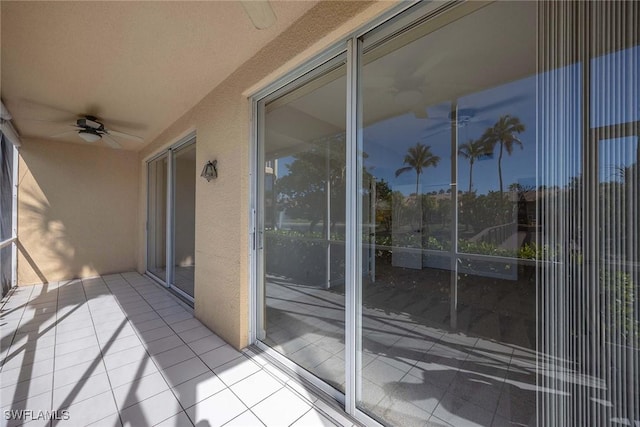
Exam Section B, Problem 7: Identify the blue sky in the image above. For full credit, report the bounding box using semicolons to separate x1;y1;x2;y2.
274;45;638;194
363;75;538;195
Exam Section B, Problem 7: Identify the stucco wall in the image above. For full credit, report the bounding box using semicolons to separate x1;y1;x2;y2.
137;1;397;349
18;138;139;285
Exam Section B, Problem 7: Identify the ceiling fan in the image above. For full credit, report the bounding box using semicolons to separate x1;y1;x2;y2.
241;0;276;30
365;53;448;119
50;115;143;149
421;95;528;138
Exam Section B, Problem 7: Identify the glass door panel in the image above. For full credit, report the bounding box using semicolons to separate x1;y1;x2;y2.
358;2;537;425
258;58;347;391
1;137;14;296
172;142;196;298
148;155;168;281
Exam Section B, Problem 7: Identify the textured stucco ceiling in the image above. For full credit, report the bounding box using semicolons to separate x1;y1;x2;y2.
1;1;317;150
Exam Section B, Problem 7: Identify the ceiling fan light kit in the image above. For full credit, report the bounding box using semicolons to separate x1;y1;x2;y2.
78;130;101;143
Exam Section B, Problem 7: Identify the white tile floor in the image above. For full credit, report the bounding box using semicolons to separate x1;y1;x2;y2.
264;279;540;427
0;273;355;427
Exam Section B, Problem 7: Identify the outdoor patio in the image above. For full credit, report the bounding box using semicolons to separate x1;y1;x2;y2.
0;273;356;427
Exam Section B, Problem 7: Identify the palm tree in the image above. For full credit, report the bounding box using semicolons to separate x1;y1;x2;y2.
458;138;488;193
395;143;440;197
482;115;525;194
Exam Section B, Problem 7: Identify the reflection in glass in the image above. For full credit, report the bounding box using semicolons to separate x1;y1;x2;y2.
359;2;537;425
147;155;168;281
172;142;196;297
591;46;640;128
260;60;347;391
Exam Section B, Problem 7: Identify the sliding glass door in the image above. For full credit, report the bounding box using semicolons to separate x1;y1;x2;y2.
172;141;196;298
256;55;347;394
147;154;168;282
255;1;638;425
147;136;196;300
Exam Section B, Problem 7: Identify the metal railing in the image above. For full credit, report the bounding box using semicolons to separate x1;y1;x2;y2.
0;237;16;250
468;222;517;247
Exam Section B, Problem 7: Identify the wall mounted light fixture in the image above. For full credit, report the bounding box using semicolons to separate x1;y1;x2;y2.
201;160;218;181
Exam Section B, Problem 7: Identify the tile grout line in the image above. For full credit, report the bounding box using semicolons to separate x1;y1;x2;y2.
6;274;342;427
284;381;352;427
245;408;268;427
122;275;218;423
0;284;34;373
221;368;286;424
288;407;314;427
489;347;516;425
120;274;256;426
112;274;195;426
0;286;34;362
242;348;352;427
48;281;60;427
110;274;342;427
79;274;126;427
99;278;170;415
3;291;96;404
99;275;175;420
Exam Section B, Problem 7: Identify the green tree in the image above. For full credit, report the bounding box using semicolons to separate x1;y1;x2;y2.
275;134;345;233
458;138;490;193
375;179;392;203
395;143;441;196
482;115;525;194
375;179;393;232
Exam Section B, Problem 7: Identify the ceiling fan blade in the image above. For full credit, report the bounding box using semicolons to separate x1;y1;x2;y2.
100;117;146;131
411;52;447;79
49;129;78;138
422;120;450;134
1;103;12;120
241;0;276;30
422;127;450;140
363;76;397;90
476;95;527;114
21;117;76;124
18;98;78;117
468;118;493;127
106;129;143;142
102;134;122;149
413;106;429;119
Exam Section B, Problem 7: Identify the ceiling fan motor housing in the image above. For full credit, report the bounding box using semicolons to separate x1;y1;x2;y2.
77;117;103;130
449;108;476;127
